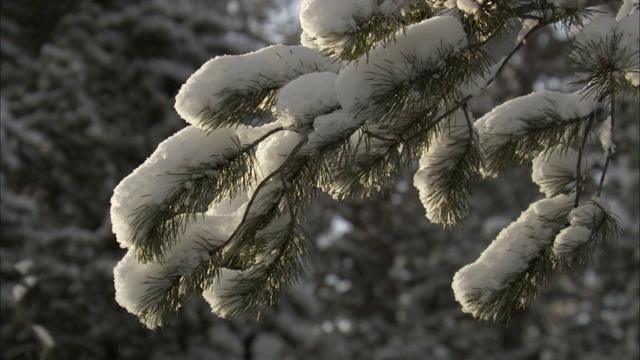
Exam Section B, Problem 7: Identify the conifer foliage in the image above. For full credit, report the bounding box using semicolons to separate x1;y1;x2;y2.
111;0;639;327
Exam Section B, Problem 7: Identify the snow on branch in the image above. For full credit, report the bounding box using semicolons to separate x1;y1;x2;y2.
567;13;640;99
452;194;574;322
553;197;623;265
336;15;471;124
175;45;341;132
300;0;437;61
531;145;586;198
114;212;233;329
414;109;482;226
475;90;598;177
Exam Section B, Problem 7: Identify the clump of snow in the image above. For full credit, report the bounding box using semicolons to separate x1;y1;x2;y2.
625;71;640;86
306;109;360;151
553;225;592;257
598;116;616;155
552;197;612;257
201;268;243;319
517;19;539;43
452;194;573;317
531;145;585;197
336;15;467;117
114;213;232;328
569;197;611;226
476;90;596;140
300;0;421;53
110;125;240;249
617;0;639;21
456;0;480;15
175;45;340;130
475;90;597;175
275;72;339;129
300;0;376;40
254;130;304;178
114;250;172;329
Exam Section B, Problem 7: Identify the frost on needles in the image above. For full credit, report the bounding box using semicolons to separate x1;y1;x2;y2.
111;0;639;328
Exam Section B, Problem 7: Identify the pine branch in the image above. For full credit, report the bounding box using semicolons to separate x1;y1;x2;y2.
317;1;438;62
482;108;591;176
533;164;578;197
460;201;572;321
219;213;310;319
414;108;483;226
567;30;640;99
464;248;556;322
130;126;283;263
358;45;489;126
197;83;281;131
137;239;225;326
554;198;624;267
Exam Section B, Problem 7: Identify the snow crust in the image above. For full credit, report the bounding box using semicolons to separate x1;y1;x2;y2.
452;194;573;316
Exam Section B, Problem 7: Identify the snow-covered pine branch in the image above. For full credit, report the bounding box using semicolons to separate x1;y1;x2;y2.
452;194;574;322
111;0;639;327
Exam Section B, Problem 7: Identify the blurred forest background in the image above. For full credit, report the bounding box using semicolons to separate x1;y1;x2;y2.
1;1;638;359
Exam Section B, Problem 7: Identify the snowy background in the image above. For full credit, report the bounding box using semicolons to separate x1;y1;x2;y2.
1;0;638;359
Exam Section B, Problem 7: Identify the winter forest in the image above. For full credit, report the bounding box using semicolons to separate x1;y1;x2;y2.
1;0;639;359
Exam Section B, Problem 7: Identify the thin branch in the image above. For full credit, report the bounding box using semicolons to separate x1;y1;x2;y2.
597;95;615;196
574;112;595;208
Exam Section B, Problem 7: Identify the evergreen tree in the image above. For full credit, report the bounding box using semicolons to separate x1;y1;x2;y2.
111;0;639;327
